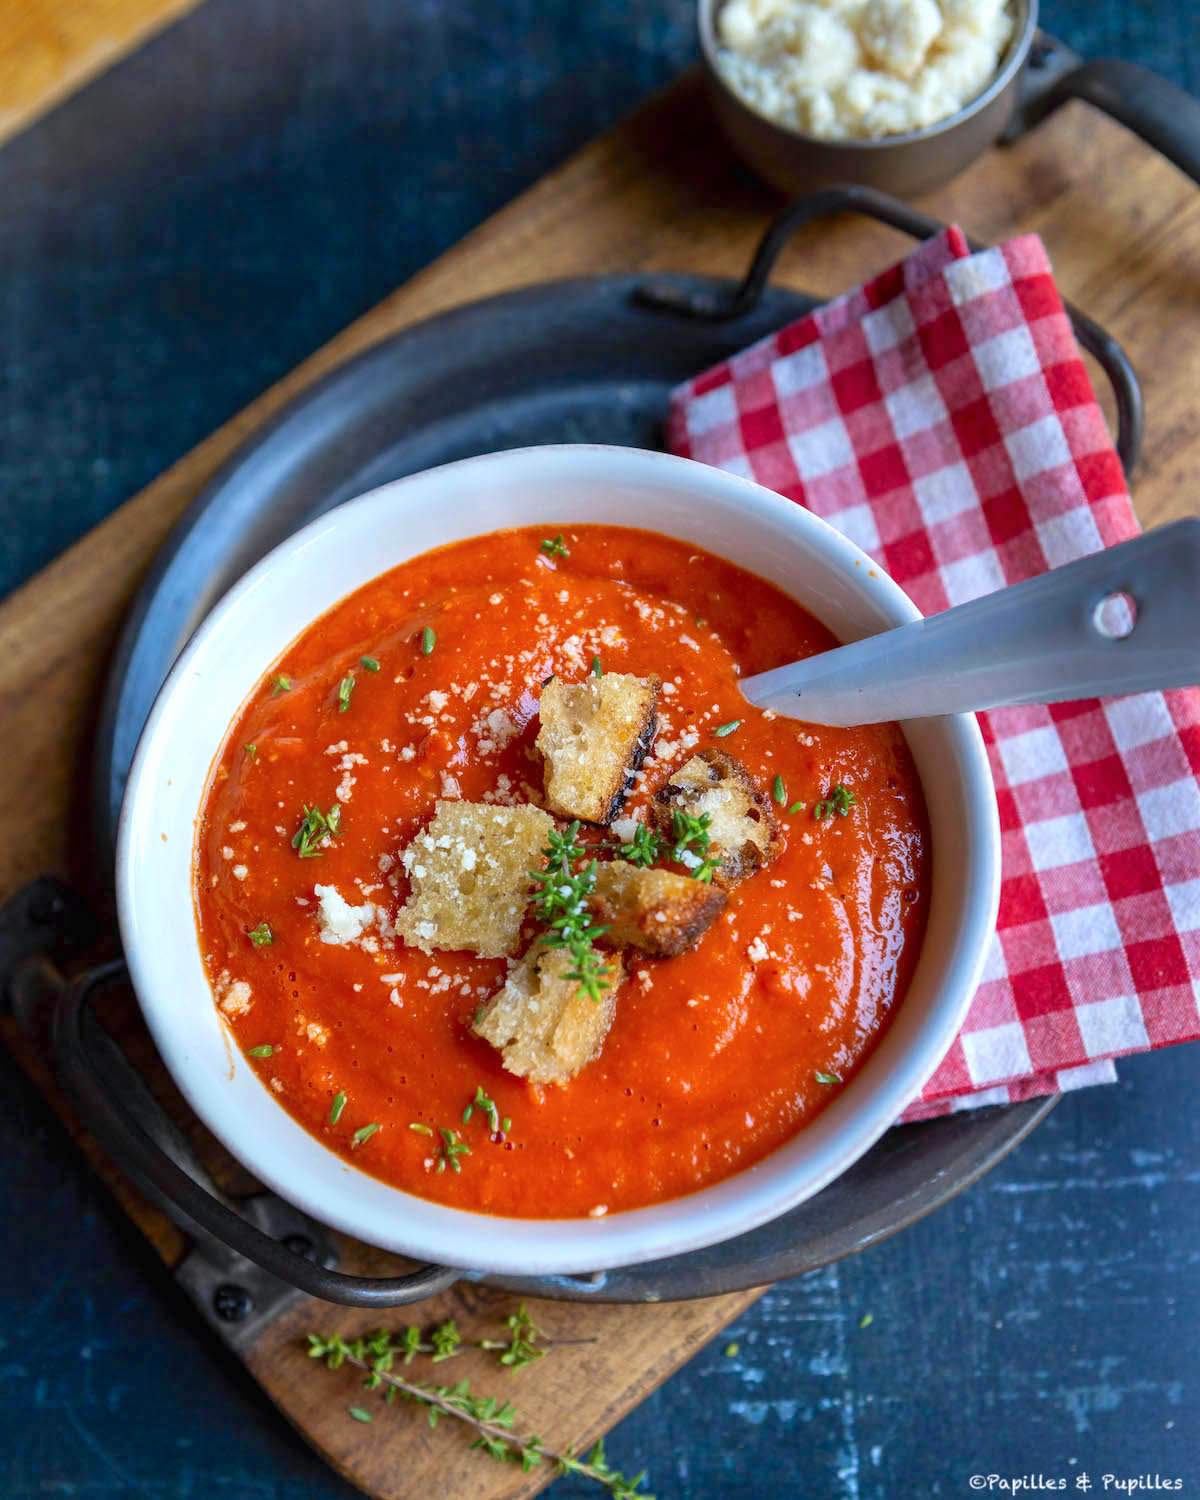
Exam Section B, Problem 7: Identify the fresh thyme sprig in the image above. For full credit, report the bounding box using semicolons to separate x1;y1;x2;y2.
248;921;273;947
292;802;342;857
669;809;720;884
337;675;355;712
308;1308;548;1376
529;822;614;1005
306;1325;651;1499
813;784;855;820
614;823;662;869
540;534;569;559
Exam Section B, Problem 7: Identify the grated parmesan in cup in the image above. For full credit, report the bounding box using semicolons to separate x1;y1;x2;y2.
715;0;1013;140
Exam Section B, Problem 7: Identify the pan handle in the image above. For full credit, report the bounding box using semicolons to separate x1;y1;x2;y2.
47;956;462;1308
1019;59;1200;187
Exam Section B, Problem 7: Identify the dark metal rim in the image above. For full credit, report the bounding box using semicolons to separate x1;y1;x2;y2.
633;183;1144;475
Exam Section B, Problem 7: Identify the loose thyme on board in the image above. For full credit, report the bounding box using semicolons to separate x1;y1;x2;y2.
306;1310;651;1499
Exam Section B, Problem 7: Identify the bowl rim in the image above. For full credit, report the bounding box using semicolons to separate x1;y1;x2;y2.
697;0;1037;152
115;443;1001;1275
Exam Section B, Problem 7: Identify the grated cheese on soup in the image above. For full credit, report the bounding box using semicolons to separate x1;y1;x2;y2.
715;0;1013;140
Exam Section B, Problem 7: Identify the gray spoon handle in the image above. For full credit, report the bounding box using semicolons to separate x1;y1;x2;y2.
741;519;1200;727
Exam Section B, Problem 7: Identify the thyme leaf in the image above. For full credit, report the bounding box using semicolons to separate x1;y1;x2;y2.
813;784;855;821
613;823;662;869
337;675;355;712
669;809;720;883
539;534;569;559
292;802;342;857
248;921;273;947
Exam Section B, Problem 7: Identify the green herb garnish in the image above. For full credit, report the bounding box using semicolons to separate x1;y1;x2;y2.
337;675;355;712
361;656;380;672
463;1085;501;1134
247;1044;274;1058
305;1323;649;1498
501;1116;512;1134
478;1304;546;1371
670;809;719;883
614;823;662;869
421;626;436;656
436;1127;471;1174
529;822;614;1004
271;675;292;696
772;774;786;806
539;534;569;559
813;785;855;820
591;655;603;677
245;743;257;761
248;921;273;947
353;1122;381;1146
815;1070;842;1085
787;800;805;814
859;1312;874;1329
713;719;740;737
348;1406;373;1424
409;1122;433;1136
292;802;342;857
330;1091;347;1125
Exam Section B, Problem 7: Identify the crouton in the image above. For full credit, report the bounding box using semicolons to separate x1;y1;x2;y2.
395;801;555;958
589;861;727;958
651;749;782;887
473;942;624;1084
536;672;660;824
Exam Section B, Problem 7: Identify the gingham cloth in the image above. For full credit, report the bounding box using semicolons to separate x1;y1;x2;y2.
667;227;1200;1121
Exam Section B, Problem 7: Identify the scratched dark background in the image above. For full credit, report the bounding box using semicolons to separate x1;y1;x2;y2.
2;1;1199;1496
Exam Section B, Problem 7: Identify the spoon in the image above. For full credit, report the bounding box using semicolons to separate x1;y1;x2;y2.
740;518;1200;726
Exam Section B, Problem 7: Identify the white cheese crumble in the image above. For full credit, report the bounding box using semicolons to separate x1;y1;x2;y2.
715;0;1013;140
314;884;375;945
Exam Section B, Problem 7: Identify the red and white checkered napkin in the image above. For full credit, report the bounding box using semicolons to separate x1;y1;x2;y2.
667;227;1200;1122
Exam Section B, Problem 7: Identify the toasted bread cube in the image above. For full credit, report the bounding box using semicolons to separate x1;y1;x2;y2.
396;801;555;958
589;861;727;958
473;942;624;1084
536;672;660;824
651;749;782;887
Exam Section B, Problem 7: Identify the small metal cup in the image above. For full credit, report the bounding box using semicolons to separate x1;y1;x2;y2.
698;0;1200;200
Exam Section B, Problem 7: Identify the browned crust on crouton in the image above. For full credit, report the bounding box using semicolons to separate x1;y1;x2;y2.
588;861;727;958
472;941;625;1084
536;672;660;824
651;749;782;888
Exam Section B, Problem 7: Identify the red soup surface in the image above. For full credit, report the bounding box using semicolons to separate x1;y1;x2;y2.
194;524;930;1219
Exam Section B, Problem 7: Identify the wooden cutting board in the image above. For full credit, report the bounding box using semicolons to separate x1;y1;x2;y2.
2;62;1199;1500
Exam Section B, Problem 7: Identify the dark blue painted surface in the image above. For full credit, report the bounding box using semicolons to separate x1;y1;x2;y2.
1;2;1198;1495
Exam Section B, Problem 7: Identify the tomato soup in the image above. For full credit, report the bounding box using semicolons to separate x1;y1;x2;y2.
193;524;929;1218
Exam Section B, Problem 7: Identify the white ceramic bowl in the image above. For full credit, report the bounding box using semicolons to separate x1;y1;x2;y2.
117;444;999;1276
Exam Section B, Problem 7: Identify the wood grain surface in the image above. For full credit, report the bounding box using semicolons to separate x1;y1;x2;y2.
0;0;204;147
1;67;1198;1500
